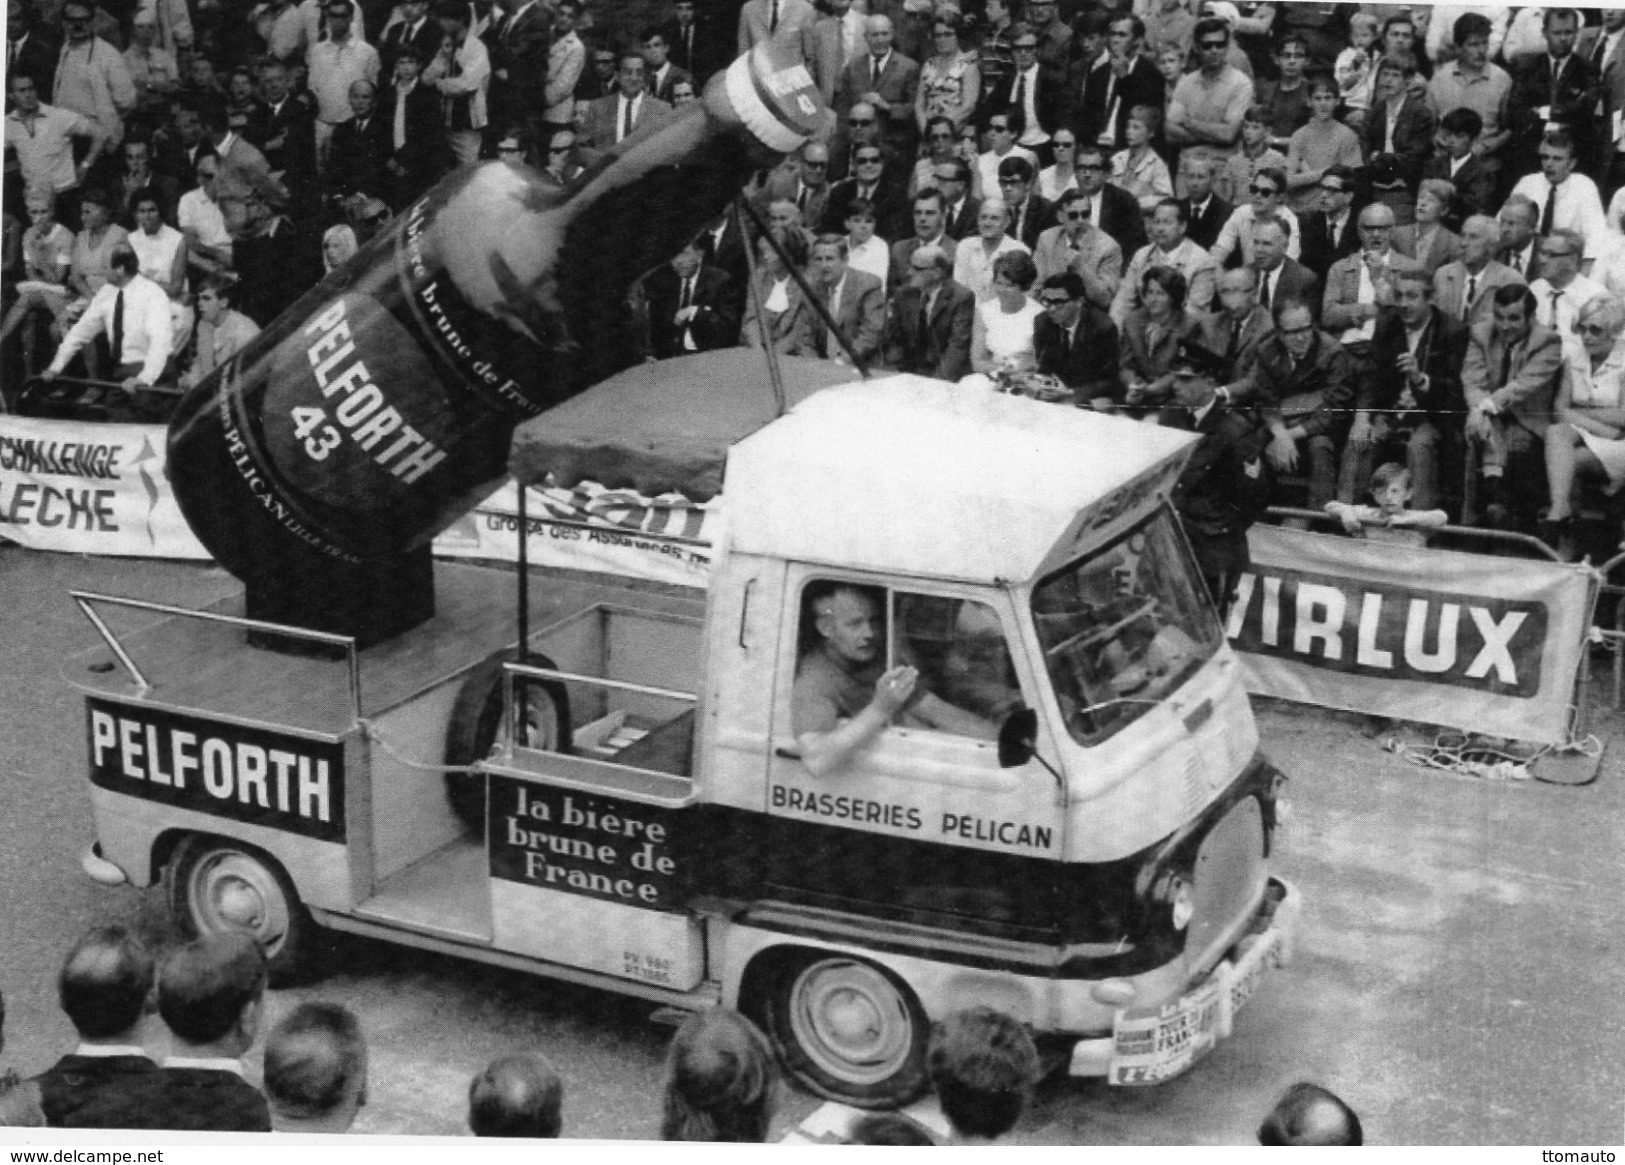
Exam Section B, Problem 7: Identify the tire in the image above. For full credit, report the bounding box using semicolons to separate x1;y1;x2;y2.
166;835;316;987
756;952;931;1109
443;649;571;831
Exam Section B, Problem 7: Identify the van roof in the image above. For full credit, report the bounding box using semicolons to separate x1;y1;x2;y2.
725;377;1197;584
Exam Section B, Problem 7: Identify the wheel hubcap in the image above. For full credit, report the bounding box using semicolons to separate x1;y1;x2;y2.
789;960;914;1086
190;851;289;955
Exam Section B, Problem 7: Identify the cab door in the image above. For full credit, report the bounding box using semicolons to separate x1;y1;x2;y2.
760;568;1064;940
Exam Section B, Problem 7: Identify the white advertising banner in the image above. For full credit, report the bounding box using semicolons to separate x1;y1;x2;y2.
1229;526;1597;745
431;478;715;589
0;416;209;559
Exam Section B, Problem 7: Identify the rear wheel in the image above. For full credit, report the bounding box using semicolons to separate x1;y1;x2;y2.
166;835;315;986
443;649;571;831
756;952;930;1108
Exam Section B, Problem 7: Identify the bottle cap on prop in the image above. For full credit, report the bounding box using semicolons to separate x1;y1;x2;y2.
722;39;827;153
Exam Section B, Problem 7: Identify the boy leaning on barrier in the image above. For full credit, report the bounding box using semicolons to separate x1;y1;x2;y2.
1325;462;1448;547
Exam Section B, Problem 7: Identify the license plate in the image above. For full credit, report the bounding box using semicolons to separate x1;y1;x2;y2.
1108;928;1283;1086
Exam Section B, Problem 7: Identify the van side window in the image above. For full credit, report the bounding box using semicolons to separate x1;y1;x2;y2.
792;581;1017;740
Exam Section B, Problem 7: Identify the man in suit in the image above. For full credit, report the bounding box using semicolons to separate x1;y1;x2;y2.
697;209;749;296
833;15;919;163
644;236;742;358
1248;297;1354;509
665;0;721;86
1321;204;1424;361
1032;186;1121;313
889;189;957;289
381;0;445;79
579;50;672;151
738;0;816;56
796;233;885;365
325;78;392;202
1159;341;1271;615
1461;283;1564;527
1073;142;1146;259
1114;197;1218;325
803;0;865;106
995;156;1052;249
264;1003;370;1134
1507;7;1600;178
382;45;449;207
1423;108;1498;228
1076;13;1162;151
641;27;692;105
1434;213;1525;327
929;158;979;241
1180;152;1232;252
32;927;161;1129
1250;214;1320;322
882;243;973;379
1496;194;1543;283
986;22;1069;161
761;141;833;235
148;933;273;1132
6;1;60;109
821;142;910;241
1034;270;1119;407
1297;165;1360;282
1363;52;1436;192
1203;267;1275;394
1338;268;1469;510
250;59;317;211
1591;7;1625;194
486;0;551;154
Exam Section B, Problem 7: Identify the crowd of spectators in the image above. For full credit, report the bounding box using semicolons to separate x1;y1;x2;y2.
7;0;1625;558
0;926;1360;1141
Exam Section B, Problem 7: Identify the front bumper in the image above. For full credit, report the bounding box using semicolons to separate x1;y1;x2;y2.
1069;876;1300;1082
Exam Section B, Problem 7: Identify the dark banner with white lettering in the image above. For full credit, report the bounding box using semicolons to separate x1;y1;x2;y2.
488;776;685;912
87;699;346;842
1228;528;1596;745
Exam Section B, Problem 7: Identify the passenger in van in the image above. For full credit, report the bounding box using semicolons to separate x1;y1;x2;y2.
792;583;997;777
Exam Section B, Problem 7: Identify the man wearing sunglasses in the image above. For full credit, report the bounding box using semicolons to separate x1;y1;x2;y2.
1527;228;1605;337
1034;270;1118;407
983;22;1066;164
821;143;910;241
881;243;973;380
1165;16;1253;157
1031;186;1121;313
760;141;833;236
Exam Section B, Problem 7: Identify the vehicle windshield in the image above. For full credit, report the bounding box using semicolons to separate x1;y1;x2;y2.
1032;509;1221;744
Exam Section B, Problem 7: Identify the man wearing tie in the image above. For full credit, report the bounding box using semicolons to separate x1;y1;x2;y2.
43;244;172;391
1508;129;1608;270
803;0;865;106
1321;204;1422;364
645;237;741;358
580;50;671;150
1432;214;1526;329
738;0;815;56
1591;7;1625;193
833;15;919;162
381;0;445;81
1495;195;1543;282
1034;270;1118;407
1526;228;1605;337
486;0;551;158
1202;268;1274;397
6;1;60;104
1030;186;1121;313
759;142;832;233
881;244;974;380
794;234;884;365
1507;7;1599;178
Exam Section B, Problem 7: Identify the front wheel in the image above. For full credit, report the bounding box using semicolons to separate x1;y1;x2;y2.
756;953;930;1108
165;835;316;986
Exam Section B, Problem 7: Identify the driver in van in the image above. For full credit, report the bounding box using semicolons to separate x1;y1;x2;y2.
792;583;997;777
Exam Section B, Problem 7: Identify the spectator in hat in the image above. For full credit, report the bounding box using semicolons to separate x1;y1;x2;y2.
1258;1082;1364;1145
1160;339;1269;613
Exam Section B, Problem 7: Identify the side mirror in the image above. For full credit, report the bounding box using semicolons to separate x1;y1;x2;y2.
998;707;1038;768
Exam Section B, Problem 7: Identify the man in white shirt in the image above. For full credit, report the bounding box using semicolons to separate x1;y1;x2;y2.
5;73;108;202
1528;228;1605;337
45;245;173;390
1508;128;1607;269
427;0;489;166
542;0;585;135
1113;198;1218;325
1321;203;1421;355
307;0;381;168
177;156;233;276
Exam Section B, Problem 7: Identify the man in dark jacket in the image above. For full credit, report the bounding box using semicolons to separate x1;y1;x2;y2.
1159;342;1270;614
644;236;742;358
1034;271;1118;407
32;927;161;1129
324;79;392;204
1244;297;1354;509
882;243;973;380
382;44;449;207
146;933;272;1132
1337;268;1468;510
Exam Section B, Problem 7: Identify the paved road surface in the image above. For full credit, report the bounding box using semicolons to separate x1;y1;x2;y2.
1;547;1620;1143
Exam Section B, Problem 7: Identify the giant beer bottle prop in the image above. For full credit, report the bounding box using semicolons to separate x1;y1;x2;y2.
167;43;823;646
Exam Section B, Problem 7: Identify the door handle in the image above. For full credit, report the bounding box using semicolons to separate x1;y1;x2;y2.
774;747;802;761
